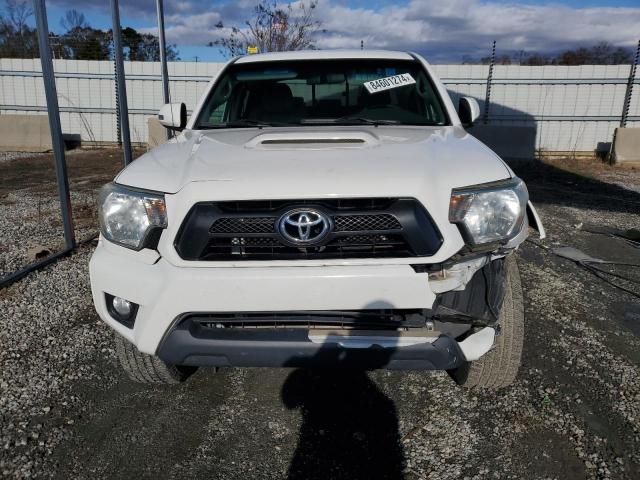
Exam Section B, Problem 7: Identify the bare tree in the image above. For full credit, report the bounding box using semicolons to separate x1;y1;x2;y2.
60;9;88;31
4;0;32;32
210;0;322;58
0;0;37;57
474;42;633;66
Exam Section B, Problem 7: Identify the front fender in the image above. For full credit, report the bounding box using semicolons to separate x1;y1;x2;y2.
527;201;546;239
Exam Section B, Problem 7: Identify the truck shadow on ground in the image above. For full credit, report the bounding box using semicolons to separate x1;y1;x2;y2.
512;159;640;215
281;344;405;480
458;95;640;214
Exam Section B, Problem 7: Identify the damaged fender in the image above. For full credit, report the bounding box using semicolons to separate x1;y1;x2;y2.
527;201;546;239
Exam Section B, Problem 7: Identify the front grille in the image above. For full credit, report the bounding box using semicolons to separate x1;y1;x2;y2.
209;214;400;235
210;217;276;234
201;234;409;260
334;214;401;232
190;310;427;330
175;198;442;261
216;198;395;213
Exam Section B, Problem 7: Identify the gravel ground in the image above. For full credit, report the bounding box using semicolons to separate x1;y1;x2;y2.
1;152;639;479
0;149;134;278
0;152;47;165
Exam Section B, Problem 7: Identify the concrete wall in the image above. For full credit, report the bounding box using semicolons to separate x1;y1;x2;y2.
612;128;640;164
147;117;168;149
1;58;639;155
0;114;51;152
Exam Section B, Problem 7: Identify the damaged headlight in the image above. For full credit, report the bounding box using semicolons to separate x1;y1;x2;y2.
98;183;167;250
449;177;528;245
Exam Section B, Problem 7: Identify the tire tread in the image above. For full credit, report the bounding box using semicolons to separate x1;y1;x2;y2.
449;255;524;390
113;333;195;384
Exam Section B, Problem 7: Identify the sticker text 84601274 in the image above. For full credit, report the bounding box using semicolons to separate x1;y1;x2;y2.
363;74;416;94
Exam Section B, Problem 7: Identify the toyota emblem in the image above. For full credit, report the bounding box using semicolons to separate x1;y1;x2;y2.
277;209;332;245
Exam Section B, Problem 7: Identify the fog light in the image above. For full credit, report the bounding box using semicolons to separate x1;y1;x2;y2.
105;293;139;328
112;297;132;317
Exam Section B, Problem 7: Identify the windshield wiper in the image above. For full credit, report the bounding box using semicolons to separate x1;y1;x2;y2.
198;119;277;129
300;117;400;126
333;117;400;126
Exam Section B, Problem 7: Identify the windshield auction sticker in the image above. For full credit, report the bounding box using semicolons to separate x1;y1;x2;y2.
363;73;416;94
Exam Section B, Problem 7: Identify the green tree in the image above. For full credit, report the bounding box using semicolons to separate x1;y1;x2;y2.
0;4;180;61
121;26;179;61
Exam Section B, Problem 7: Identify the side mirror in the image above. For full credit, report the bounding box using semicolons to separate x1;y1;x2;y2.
158;103;187;131
458;97;480;127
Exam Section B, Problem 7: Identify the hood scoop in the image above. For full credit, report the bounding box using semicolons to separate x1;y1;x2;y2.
245;131;379;149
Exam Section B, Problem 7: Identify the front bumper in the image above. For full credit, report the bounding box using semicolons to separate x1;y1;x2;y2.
157;316;467;370
90;239;498;369
90;239;439;356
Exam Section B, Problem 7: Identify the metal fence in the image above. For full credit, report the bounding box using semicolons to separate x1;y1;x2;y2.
1;58;639;152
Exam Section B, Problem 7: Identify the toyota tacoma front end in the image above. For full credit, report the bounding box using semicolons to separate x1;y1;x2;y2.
89;50;542;389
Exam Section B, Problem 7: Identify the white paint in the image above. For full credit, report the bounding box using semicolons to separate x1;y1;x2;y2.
158;103;185;129
459;96;481;124
89;243;439;354
527;201;546;239
458;327;496;361
243;130;380;149
116;126;511;194
234;49;414;63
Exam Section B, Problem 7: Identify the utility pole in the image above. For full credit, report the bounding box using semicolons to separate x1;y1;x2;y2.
110;0;133;165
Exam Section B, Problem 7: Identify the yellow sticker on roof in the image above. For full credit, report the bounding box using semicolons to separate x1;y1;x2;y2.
363;73;416;94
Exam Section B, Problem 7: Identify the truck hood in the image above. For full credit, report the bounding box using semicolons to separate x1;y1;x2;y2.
116;126;511;195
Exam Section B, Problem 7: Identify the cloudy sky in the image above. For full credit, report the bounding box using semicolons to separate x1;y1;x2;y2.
42;0;640;62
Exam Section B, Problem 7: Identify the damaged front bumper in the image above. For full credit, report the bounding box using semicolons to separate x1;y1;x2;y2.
157;318;470;370
91;237;509;370
153;257;508;370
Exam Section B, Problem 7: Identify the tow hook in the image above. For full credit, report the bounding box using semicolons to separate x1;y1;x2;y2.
488;325;502;352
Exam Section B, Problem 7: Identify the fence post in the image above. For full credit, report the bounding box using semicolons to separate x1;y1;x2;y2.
110;0;133;165
33;0;75;250
114;59;121;146
609;39;640;163
483;40;496;125
620;40;640;128
156;0;172;140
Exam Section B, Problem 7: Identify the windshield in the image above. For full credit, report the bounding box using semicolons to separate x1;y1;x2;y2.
194;59;449;129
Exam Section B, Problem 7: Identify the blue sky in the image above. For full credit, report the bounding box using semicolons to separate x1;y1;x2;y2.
27;1;640;62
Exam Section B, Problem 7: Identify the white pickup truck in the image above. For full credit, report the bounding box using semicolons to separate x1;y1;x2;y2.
90;50;543;389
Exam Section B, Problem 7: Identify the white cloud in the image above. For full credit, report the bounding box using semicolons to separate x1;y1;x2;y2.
49;0;640;61
312;0;640;61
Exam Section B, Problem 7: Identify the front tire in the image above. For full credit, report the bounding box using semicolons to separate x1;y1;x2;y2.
449;255;524;390
114;333;197;384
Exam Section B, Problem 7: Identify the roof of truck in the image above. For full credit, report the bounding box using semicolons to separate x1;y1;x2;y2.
234;49;415;64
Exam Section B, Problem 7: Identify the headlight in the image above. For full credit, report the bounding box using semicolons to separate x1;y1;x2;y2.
449;177;528;245
98;183;167;250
